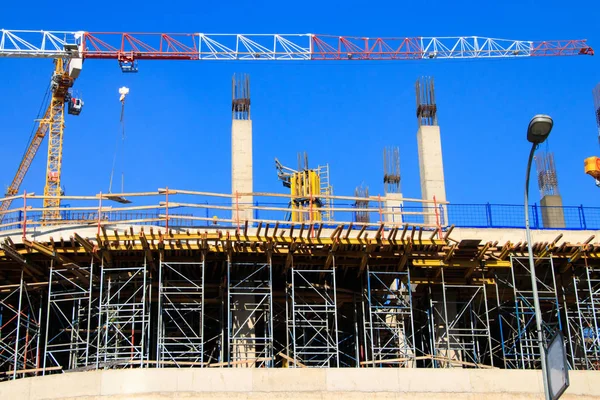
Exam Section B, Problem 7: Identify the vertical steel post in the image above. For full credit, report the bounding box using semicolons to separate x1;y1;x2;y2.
441;268;450;362
268;255;274;366
156;253;163;367
13;271;24;379
43;263;53;375
483;284;493;367
85;259;93;366
332;256;340;367
97;261;106;368
586;266;600;364
407;266;417;366
367;266;375;367
291;267;297;366
141;254;148;368
201;252;206;367
226;256;231;367
353;294;359;368
35;296;42;373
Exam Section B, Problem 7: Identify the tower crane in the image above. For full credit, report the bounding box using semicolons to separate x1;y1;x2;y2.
0;29;594;222
0;56;82;223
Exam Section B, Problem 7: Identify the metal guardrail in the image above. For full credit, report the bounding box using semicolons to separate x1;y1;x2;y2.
0;189;442;233
0;188;597;232
398;203;600;230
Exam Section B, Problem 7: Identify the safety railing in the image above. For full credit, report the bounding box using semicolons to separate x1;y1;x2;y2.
0;189;444;235
398;203;600;230
1;189;597;234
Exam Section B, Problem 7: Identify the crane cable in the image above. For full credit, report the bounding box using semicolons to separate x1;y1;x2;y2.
108;87;130;193
19;83;51;162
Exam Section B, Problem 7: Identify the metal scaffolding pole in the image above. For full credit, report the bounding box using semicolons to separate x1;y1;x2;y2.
429;268;493;367
364;267;416;367
0;272;42;380
157;256;205;367
95;256;150;368
498;256;561;369
287;261;339;367
227;259;274;367
563;264;600;370
42;259;95;372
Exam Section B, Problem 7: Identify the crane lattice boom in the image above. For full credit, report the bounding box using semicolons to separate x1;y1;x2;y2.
0;30;593;62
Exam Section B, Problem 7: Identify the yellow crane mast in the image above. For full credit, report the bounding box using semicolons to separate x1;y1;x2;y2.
43;58;71;220
0;58;82;223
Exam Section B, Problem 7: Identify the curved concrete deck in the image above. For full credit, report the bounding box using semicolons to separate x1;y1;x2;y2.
1;368;599;399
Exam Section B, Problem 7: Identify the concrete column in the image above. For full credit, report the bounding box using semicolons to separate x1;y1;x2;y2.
231;119;253;222
432;290;460;366
231;302;256;366
540;195;566;228
417;125;447;226
384;193;404;225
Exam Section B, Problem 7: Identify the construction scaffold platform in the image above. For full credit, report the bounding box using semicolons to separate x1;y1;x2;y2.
0;188;598;379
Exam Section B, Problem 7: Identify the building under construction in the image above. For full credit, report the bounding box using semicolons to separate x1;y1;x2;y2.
0;30;598;399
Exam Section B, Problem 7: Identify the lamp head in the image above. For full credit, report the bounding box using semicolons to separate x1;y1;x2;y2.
527;114;553;144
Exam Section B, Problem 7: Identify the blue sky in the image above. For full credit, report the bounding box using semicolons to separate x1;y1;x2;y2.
1;0;599;208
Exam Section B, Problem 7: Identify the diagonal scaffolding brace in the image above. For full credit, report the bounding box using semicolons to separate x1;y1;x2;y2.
287;263;339;367
227;260;274;367
363;267;416;367
157;258;205;367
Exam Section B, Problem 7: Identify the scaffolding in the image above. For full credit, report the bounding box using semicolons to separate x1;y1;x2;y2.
429;268;493;367
43;260;95;372
318;164;333;222
498;257;561;369
363;268;415;367
227;260;274;367
157;259;205;367
563;264;600;370
95;258;150;368
287;266;339;367
0;272;42;380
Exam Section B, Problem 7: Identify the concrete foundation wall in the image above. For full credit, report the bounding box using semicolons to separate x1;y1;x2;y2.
1;368;598;400
231;119;253;222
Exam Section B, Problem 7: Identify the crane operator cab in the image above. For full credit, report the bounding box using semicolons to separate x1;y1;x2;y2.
67;96;84;115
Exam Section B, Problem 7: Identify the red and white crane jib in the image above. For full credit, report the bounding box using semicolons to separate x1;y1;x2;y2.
0;29;594;71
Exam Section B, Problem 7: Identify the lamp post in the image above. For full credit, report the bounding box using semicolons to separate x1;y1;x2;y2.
524;114;553;400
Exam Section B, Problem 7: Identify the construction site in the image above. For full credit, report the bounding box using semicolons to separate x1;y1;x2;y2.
0;30;599;399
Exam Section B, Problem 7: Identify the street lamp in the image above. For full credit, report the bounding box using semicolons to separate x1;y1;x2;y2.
525;114;553;400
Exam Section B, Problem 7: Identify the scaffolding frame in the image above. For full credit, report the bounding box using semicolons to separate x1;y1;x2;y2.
429;268;493;368
0;272;42;380
42;260;95;373
287;264;339;367
227;260;274;367
498;256;561;369
363;267;416;367
95;257;150;368
157;258;205;367
563;264;600;370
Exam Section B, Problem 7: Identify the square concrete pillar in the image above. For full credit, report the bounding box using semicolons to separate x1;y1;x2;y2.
384;193;404;225
540;195;565;229
417;125;447;226
231;119;253;222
